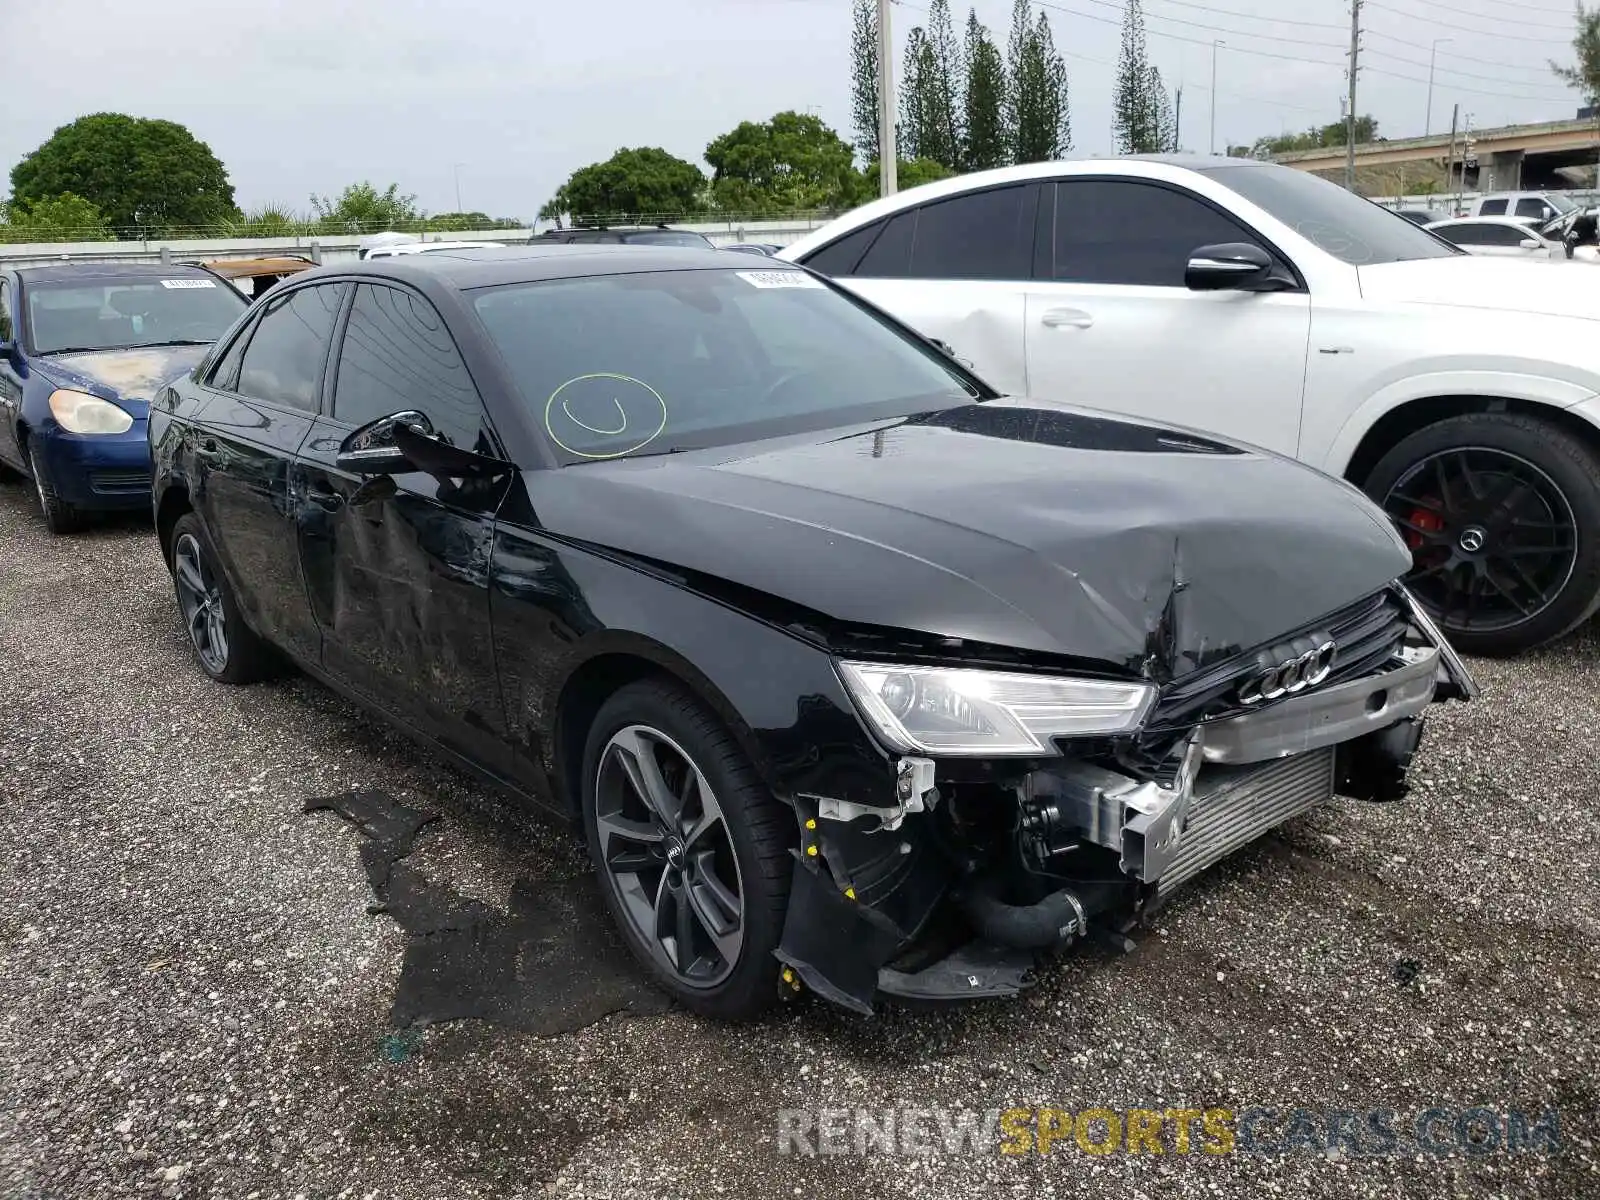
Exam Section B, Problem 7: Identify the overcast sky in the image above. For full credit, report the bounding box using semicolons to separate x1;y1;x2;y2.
3;0;1586;221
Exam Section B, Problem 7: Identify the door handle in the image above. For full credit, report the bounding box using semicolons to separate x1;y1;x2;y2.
304;489;344;513
1040;307;1094;330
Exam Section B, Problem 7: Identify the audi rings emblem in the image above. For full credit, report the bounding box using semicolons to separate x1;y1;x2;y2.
1237;640;1337;705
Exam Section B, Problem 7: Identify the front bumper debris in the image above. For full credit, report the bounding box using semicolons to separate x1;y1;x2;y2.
775;587;1475;1014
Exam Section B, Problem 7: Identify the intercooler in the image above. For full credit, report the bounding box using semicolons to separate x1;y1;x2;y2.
1155;746;1336;897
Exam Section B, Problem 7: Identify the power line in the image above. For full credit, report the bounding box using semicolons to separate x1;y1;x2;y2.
1058;44;1331;114
1364;46;1572;92
1364;28;1573;74
1364;63;1578;101
1034;0;1346;67
1063;0;1350;50
1365;2;1571;44
1146;0;1346;32
1376;0;1577;30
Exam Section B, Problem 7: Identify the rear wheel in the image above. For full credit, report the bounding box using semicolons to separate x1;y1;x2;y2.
27;441;87;535
1366;412;1600;656
580;679;793;1020
167;512;276;683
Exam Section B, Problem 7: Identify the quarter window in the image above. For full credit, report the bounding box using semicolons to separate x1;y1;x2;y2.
801;220;886;276
855;212;916;276
332;284;491;453
236;284;347;410
1052;180;1267;287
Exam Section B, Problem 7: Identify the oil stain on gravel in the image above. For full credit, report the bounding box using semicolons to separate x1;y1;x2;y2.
306;790;669;1040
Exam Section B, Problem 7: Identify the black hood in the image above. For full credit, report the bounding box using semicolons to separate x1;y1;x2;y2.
529;399;1412;678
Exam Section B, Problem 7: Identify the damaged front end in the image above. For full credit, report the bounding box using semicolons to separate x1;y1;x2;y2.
774;585;1477;1014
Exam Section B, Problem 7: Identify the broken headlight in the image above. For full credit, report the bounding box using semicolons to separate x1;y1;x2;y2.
837;661;1155;755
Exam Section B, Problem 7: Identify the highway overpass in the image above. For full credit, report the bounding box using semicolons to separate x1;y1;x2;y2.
1276;116;1600;192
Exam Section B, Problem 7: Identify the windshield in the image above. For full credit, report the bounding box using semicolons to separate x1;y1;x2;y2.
1547;193;1578;214
26;277;247;354
472;267;981;461
1200;164;1461;265
623;231;713;247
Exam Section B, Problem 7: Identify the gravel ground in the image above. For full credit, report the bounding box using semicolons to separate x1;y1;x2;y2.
0;480;1595;1200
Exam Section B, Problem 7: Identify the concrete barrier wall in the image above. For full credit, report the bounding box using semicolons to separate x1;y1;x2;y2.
0;219;831;271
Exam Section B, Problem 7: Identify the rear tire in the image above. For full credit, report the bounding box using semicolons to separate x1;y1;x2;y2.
28;441;87;535
167;512;277;684
1364;412;1600;656
580;679;793;1020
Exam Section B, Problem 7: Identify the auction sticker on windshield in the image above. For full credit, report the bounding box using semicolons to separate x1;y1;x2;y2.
160;279;218;289
736;270;823;289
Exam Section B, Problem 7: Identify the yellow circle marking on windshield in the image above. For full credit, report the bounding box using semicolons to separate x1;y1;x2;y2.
544;373;668;459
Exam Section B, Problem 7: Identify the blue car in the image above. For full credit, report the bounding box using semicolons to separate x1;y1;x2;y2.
0;263;248;533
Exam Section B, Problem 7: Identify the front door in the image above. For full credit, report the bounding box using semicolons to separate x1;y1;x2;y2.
188;282;347;664
292;282;511;772
1023;178;1311;455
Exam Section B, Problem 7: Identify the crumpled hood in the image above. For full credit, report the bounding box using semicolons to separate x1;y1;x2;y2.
532;399;1412;677
36;345;209;420
1359;256;1600;321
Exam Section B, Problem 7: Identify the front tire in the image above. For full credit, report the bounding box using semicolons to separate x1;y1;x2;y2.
167;512;276;684
1365;412;1600;656
28;441;87;535
580;679;793;1020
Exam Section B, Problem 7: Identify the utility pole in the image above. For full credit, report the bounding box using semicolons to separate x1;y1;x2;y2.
1174;87;1183;153
877;0;897;196
1345;0;1361;191
1209;40;1224;155
1446;103;1459;208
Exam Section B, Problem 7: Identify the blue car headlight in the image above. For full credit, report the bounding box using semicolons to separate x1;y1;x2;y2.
49;389;134;435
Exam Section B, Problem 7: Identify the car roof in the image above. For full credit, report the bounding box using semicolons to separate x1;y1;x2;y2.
1426;216;1540;228
15;261;219;284
287;243;786;289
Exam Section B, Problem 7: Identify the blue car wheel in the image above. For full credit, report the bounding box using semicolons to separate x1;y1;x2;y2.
28;440;86;535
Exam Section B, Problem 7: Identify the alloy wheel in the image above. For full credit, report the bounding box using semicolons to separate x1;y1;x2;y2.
1382;446;1578;634
593;724;746;989
173;533;230;674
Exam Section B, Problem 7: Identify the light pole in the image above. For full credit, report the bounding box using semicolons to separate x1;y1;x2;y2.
1209;40;1225;156
1425;38;1451;137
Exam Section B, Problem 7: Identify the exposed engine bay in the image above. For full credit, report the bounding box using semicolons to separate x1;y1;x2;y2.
774;585;1478;1014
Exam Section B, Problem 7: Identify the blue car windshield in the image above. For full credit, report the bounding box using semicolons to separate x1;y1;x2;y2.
27;278;246;355
472;267;981;462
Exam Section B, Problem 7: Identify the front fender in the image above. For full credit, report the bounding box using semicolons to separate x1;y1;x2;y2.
1319;369;1600;476
488;522;895;814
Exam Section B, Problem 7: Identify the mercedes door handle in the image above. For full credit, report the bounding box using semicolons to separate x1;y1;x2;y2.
304;489;345;513
1040;308;1094;330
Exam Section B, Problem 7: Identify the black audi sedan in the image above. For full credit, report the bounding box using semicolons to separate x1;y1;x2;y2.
148;246;1477;1019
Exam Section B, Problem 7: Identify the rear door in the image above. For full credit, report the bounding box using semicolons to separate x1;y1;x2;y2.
189;282;347;663
797;183;1040;396
292;281;511;770
0;278;21;470
1021;177;1310;453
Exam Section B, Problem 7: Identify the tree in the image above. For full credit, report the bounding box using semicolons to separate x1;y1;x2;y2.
1247;116;1379;159
855;157;957;201
311;182;421;232
0;193;112;242
1010;10;1071;162
900;26;933;161
850;0;880;165
1551;2;1600;182
537;147;705;224
705;112;858;213
962;9;1008;170
1149;65;1177;153
10;113;234;233
922;0;964;170
1114;0;1160;154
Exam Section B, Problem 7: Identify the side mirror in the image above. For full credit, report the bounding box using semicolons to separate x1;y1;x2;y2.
1185;243;1276;291
1519;238;1542;251
335;410;429;474
335;410;512;479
